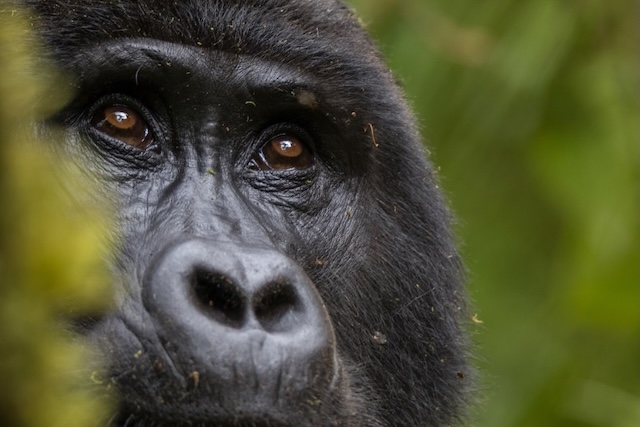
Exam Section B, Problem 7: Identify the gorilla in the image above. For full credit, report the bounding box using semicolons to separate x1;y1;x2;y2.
19;0;472;425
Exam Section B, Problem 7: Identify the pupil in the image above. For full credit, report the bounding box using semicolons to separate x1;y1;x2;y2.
114;111;129;123
279;140;293;151
272;137;302;158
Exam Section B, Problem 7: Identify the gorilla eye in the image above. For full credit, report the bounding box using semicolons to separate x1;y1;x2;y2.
251;134;313;170
91;104;154;149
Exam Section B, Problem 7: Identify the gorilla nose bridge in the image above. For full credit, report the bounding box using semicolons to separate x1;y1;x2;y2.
167;157;276;247
183;175;271;246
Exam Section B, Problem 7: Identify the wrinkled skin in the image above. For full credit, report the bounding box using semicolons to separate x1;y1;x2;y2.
20;0;472;426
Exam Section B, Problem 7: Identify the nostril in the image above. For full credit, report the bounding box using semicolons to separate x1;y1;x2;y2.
191;268;245;328
253;280;300;333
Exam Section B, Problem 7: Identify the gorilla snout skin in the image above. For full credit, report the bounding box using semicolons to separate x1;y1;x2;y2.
145;239;338;397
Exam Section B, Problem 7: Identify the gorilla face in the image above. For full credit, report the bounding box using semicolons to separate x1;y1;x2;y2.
21;0;471;425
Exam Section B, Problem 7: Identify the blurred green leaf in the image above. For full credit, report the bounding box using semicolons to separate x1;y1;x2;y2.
0;6;113;426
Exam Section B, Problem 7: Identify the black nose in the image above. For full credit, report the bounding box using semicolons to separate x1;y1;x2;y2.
189;253;308;334
142;238;338;405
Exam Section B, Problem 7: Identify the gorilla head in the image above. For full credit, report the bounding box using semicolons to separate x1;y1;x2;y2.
20;0;472;425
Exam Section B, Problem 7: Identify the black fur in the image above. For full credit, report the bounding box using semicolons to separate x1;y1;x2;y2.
19;0;472;425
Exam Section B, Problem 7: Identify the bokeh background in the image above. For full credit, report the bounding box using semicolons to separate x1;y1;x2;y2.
347;0;639;426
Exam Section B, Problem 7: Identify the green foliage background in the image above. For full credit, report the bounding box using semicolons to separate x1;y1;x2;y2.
0;7;112;426
348;0;639;426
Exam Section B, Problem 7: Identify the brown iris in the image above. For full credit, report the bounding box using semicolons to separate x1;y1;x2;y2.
91;104;153;149
252;134;313;170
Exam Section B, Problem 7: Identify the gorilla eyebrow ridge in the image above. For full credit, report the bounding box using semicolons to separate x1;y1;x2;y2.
68;39;315;91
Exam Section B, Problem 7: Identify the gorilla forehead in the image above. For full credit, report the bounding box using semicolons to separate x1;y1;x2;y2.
25;0;374;66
